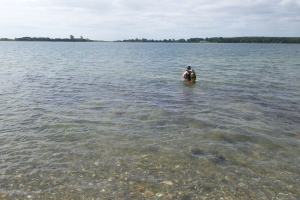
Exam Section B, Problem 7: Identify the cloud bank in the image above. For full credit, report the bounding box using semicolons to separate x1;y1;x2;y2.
1;0;299;40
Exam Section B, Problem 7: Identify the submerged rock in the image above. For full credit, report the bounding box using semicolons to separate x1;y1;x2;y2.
161;181;173;186
156;193;164;197
144;191;154;196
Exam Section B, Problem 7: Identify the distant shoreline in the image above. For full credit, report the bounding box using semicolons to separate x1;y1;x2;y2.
116;37;300;43
1;36;300;43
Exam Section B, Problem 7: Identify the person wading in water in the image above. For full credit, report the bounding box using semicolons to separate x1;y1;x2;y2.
182;66;196;83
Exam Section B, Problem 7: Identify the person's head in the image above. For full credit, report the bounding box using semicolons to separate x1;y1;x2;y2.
187;66;191;70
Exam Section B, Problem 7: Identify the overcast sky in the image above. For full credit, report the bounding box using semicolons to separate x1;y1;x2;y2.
1;0;299;40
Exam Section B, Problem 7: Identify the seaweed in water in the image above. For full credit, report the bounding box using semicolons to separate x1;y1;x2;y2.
143;145;160;153
190;148;204;156
212;153;226;163
191;149;226;164
181;194;193;200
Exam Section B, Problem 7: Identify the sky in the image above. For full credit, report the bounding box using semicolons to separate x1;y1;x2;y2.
0;0;299;41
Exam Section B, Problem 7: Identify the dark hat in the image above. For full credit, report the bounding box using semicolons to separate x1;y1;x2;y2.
187;66;191;70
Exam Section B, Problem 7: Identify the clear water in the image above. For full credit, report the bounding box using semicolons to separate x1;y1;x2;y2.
0;42;300;199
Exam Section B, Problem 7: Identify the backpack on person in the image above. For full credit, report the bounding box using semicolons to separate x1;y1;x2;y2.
190;70;196;83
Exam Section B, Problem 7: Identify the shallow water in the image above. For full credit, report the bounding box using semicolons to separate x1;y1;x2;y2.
0;42;300;199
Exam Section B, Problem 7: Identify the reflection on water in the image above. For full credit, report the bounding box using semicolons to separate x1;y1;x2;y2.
0;42;300;199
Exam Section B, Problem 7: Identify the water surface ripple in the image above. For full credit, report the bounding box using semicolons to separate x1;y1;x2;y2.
0;42;300;199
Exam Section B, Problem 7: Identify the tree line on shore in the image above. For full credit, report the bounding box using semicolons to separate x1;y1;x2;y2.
117;37;300;43
116;38;204;43
2;36;300;43
12;35;92;42
206;37;300;43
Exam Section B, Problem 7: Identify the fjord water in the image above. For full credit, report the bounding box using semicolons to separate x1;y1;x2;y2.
0;42;299;199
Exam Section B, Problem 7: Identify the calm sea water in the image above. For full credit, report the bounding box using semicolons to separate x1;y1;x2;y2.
0;42;300;199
